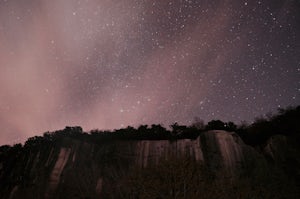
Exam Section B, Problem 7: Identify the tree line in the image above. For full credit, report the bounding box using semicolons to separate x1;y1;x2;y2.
0;105;299;152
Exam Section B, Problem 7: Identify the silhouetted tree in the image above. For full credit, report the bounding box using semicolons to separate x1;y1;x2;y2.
237;105;300;145
206;120;225;130
225;121;237;132
137;124;148;133
170;122;189;139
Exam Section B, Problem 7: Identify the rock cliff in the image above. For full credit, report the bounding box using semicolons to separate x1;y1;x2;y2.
0;130;299;198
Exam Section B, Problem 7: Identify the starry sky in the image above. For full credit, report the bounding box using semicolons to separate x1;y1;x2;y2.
0;0;299;145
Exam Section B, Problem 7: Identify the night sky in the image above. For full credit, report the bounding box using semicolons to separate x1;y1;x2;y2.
0;0;299;145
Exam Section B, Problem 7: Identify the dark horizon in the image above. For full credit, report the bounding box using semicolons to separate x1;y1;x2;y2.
1;105;299;146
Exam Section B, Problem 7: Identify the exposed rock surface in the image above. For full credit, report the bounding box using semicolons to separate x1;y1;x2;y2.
263;134;300;182
46;148;71;198
135;131;258;172
0;131;299;198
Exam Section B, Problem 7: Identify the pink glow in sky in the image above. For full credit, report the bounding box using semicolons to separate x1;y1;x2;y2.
0;0;299;145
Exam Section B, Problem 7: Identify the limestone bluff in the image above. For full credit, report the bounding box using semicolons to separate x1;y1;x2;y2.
0;129;299;199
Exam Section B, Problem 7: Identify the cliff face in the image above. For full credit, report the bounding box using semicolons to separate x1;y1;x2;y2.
0;130;299;199
135;131;258;170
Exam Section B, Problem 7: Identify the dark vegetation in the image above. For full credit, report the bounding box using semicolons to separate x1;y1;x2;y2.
0;105;299;151
0;105;299;183
237;106;300;146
